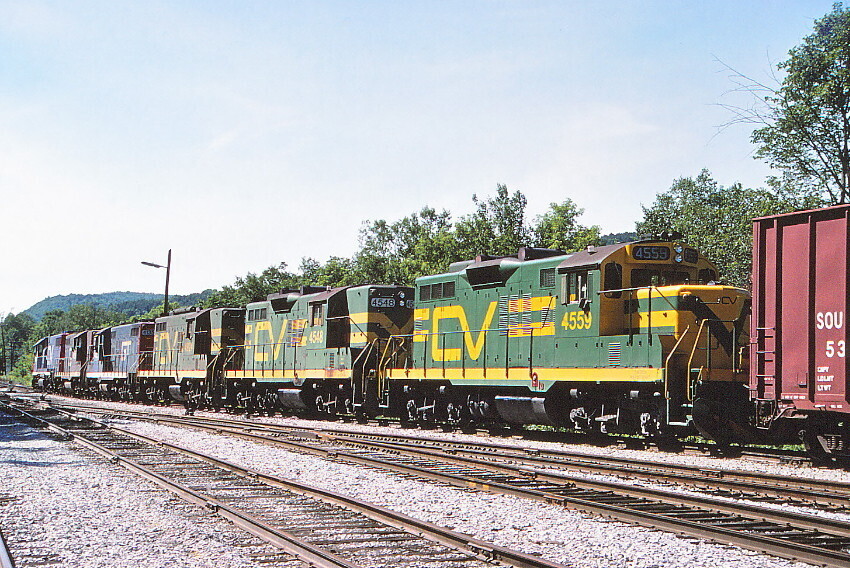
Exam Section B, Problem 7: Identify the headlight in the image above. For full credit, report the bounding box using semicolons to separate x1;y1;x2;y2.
674;245;683;253
675;254;683;263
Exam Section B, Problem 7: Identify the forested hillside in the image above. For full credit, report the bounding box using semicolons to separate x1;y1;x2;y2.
24;291;214;321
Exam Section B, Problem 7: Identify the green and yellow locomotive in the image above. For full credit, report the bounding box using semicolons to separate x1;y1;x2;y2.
141;285;414;414
383;242;751;437
233;284;413;415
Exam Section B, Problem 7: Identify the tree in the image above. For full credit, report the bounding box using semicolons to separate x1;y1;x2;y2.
637;170;804;288
130;301;181;323
729;3;850;204
2;312;36;380
64;304;123;331
201;186;603;303
354;206;458;285
204;263;302;308
300;256;362;287
454;184;529;259
532;199;602;252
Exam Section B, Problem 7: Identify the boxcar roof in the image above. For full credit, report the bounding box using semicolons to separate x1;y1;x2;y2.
752;202;850;222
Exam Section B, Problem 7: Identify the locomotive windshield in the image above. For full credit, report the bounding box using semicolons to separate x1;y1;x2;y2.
630;268;690;288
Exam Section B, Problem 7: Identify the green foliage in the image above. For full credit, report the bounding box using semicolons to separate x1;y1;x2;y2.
750;3;850;204
24;290;212;321
637;170;807;288
532;200;602;252
1;312;35;376
129;301;182;322
454;184;530;259
203;263;303;308
353;206;458;284
204;186;602;305
600;231;638;245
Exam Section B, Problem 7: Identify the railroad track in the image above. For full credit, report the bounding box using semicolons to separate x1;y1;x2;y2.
38;399;850;567
307;427;847;508
46;400;850;509
0;399;568;568
24;387;816;466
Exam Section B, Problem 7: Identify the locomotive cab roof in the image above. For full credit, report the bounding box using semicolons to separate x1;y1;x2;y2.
419;240;719;290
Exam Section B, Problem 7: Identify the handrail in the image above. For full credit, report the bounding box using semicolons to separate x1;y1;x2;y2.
686;319;709;402
378;336;404;379
663;324;691;400
350;340;375;377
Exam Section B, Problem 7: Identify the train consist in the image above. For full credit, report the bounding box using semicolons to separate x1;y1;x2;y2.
33;239;757;441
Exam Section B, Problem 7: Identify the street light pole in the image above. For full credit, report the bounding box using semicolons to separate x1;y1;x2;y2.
0;321;6;376
141;249;172;317
164;249;171;317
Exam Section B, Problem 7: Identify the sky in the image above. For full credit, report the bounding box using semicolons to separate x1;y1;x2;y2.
0;0;837;314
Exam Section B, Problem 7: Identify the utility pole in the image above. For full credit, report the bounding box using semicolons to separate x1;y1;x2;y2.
141;249;172;317
0;320;6;376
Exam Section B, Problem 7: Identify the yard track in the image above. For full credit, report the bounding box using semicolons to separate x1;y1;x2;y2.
39;398;850;568
1;399;569;568
48;400;850;509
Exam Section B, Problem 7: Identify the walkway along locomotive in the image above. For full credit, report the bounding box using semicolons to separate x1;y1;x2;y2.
32;240;752;439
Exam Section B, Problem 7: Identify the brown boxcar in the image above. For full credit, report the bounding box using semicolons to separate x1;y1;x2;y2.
751;204;850;457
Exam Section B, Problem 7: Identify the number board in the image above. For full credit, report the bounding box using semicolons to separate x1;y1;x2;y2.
370;297;396;308
684;248;699;264
631;245;670;261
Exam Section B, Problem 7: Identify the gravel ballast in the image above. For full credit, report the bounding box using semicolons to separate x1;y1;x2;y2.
111;410;822;568
0;412;303;568
4;395;843;568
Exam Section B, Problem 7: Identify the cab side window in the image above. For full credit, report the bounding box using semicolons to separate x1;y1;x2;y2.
698;268;717;284
310;303;324;327
561;270;589;305
603;263;623;298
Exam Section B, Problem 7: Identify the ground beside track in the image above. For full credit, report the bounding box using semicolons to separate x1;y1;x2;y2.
0;412;304;568
40;395;830;568
8;393;850;568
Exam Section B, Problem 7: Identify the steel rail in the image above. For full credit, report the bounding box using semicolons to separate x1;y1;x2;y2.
2;401;569;568
128;414;850;537
61;406;850;567
0;529;15;568
151;424;850;566
58;402;847;509
316;429;850;507
40;393;815;463
1;403;359;568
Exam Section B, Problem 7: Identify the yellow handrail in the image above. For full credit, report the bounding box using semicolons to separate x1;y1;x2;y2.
663;324;691;400
686;319;709;401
